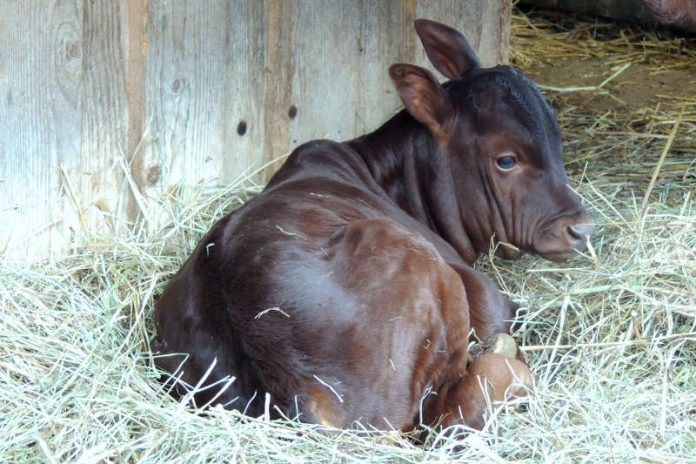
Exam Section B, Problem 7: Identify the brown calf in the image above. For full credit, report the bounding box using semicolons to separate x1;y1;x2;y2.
154;19;594;431
643;0;696;31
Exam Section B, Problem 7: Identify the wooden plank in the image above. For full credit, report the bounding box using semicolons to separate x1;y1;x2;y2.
126;0;147;224
0;1;129;261
135;0;270;231
139;0;238;186
0;1;82;261
74;1;129;236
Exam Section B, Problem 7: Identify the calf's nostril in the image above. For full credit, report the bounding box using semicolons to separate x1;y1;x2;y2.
567;223;595;240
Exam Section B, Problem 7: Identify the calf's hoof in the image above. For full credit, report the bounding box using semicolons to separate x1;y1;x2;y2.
456;352;535;430
467;332;518;363
467;353;535;399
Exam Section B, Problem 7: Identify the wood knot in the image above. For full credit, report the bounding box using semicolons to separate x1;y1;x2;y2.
66;41;81;59
146;165;162;186
237;121;247;136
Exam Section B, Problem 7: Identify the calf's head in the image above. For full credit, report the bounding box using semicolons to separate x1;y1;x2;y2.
390;19;594;262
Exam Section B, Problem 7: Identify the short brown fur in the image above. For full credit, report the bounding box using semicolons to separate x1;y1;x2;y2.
154;19;593;431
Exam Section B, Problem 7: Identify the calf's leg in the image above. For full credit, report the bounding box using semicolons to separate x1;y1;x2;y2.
449;262;518;341
448;262;530;366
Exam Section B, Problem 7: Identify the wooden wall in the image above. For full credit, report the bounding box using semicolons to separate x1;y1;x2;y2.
0;0;511;262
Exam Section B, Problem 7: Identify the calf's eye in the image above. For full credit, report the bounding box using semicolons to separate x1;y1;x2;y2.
495;155;517;171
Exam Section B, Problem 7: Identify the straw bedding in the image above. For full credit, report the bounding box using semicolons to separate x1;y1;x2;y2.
2;9;695;463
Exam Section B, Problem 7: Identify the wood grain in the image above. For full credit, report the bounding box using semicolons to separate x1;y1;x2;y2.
0;1;82;260
76;1;128;236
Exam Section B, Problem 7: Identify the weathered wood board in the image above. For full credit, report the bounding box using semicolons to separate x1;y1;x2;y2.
0;0;511;262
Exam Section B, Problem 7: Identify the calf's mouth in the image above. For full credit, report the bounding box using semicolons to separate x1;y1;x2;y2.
532;212;595;262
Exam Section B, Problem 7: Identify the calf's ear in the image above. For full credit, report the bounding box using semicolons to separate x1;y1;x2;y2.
414;19;480;80
389;64;453;138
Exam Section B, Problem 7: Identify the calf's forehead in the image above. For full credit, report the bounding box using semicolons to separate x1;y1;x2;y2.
454;66;564;166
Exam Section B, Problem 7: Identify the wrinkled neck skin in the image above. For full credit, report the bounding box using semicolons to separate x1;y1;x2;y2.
348;112;514;265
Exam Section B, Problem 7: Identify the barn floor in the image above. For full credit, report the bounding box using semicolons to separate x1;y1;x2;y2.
2;8;695;463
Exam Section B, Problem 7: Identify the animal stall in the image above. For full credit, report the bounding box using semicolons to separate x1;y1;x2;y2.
2;2;695;463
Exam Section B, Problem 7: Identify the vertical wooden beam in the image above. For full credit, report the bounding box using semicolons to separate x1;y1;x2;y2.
126;0;148;223
127;0;146;163
139;0;232;189
0;0;84;260
498;0;512;64
263;0;296;177
399;0;418;63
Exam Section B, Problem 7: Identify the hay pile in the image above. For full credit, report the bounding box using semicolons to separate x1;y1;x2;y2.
3;9;695;462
